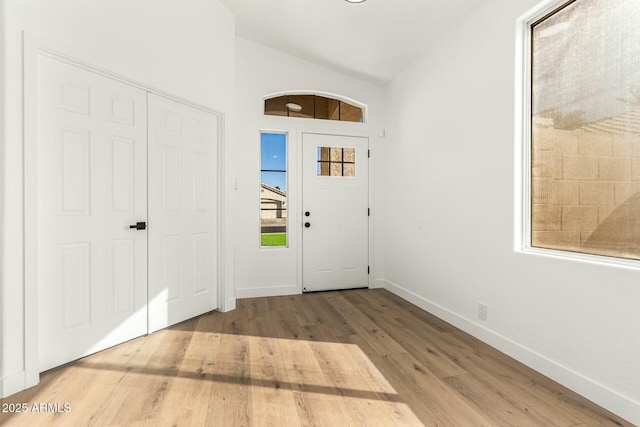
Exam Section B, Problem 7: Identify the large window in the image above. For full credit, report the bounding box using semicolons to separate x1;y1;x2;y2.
260;133;287;247
530;0;640;260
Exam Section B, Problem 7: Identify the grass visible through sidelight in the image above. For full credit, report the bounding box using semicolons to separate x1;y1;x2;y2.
261;233;287;247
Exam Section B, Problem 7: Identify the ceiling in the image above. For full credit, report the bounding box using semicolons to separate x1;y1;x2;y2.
220;0;486;85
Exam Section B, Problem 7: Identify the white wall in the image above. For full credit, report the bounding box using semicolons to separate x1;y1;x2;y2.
234;37;386;298
0;0;235;397
382;0;640;424
0;0;6;399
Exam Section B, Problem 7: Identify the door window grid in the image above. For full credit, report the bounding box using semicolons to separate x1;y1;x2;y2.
317;147;355;177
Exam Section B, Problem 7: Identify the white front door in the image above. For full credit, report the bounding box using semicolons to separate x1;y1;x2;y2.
147;94;218;333
38;55;148;371
302;133;369;292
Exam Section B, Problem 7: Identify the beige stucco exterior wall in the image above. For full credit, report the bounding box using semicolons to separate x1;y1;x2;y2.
532;118;640;258
260;184;287;233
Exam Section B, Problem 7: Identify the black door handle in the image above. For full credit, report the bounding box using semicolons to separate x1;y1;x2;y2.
304;222;311;228
129;221;147;230
305;211;310;217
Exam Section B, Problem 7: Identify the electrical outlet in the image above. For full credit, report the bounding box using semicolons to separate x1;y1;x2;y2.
478;303;488;321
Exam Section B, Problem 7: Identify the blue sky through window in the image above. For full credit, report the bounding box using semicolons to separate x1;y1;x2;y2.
260;133;287;192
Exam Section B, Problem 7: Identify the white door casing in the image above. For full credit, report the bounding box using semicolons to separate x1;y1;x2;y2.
148;94;218;333
37;55;148;371
302;133;369;292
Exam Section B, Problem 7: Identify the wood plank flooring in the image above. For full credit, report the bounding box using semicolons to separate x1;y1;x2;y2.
0;289;633;426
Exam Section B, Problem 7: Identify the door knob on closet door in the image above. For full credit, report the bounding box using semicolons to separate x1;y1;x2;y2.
304;222;311;228
305;211;310;217
129;221;147;230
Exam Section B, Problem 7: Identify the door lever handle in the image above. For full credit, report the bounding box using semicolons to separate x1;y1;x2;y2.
129;221;147;230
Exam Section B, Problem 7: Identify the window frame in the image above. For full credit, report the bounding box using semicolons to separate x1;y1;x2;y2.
317;147;356;177
259;130;289;249
515;0;640;269
262;90;367;124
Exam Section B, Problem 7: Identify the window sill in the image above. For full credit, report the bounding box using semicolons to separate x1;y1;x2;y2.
517;245;640;271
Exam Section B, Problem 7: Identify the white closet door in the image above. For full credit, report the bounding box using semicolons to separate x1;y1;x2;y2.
38;55;148;371
148;94;218;333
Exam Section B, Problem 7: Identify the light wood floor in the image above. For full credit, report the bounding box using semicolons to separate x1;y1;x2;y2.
0;289;632;426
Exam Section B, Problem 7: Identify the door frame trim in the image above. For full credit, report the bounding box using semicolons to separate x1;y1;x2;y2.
296;131;371;294
22;34;230;390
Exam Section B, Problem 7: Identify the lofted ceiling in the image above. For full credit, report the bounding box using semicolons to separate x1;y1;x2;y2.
220;0;486;85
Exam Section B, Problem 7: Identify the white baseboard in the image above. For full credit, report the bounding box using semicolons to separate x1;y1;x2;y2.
235;284;299;299
0;370;26;398
369;278;386;289
382;279;640;426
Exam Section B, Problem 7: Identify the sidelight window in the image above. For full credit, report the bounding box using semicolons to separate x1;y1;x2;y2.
260;133;287;247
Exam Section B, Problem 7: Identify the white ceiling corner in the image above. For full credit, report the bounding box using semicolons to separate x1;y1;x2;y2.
220;0;486;85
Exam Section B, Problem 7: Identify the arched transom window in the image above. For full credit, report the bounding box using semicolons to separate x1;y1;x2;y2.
264;94;364;123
